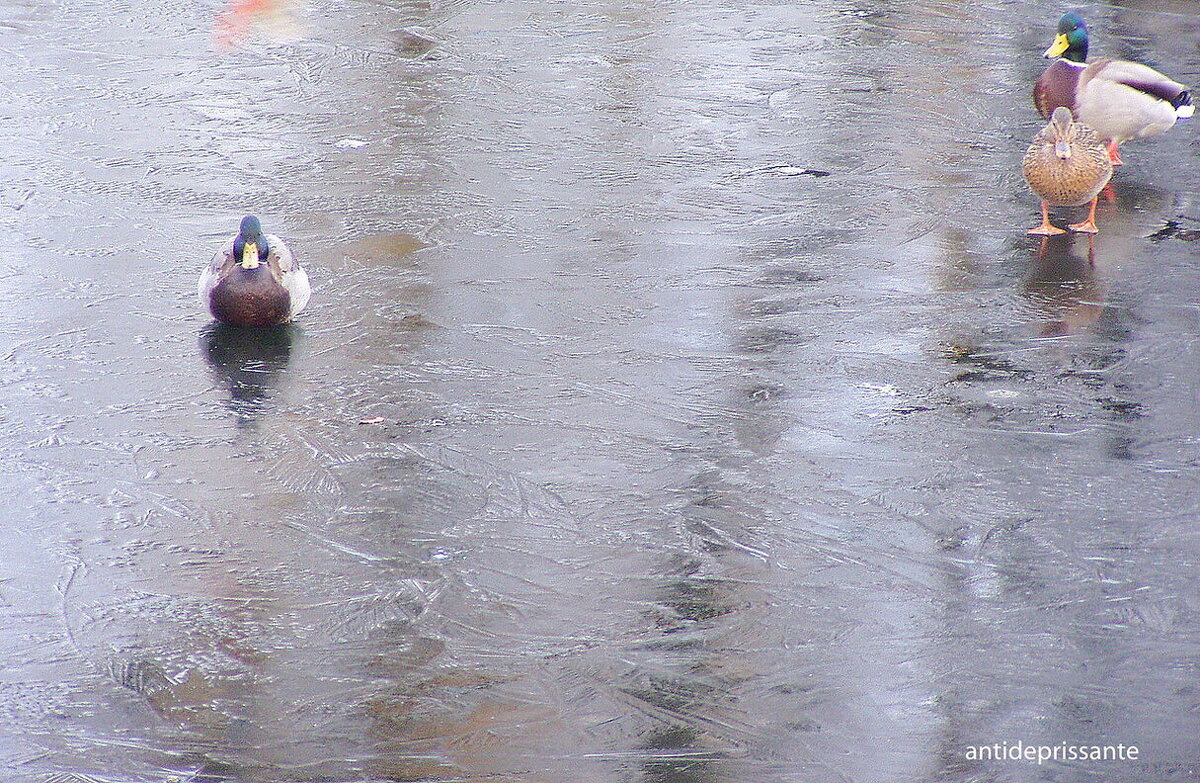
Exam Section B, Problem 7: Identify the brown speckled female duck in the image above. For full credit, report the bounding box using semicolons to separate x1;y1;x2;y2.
1022;107;1113;235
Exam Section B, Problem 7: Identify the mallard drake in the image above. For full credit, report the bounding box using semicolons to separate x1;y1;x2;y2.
1023;107;1113;235
198;215;310;327
1034;12;1193;165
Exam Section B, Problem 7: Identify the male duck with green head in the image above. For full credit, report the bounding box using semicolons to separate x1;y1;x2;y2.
199;215;311;327
1034;11;1192;165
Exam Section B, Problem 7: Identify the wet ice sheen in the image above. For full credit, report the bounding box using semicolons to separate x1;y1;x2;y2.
0;1;1198;782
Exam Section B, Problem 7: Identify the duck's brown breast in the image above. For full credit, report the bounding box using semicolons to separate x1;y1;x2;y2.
1035;59;1082;119
209;274;292;327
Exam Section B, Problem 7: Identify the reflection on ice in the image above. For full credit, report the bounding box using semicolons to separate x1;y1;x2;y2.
1023;234;1106;338
201;322;297;424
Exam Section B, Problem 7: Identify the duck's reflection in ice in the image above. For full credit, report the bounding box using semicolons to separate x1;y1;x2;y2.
201;322;297;424
1023;234;1108;339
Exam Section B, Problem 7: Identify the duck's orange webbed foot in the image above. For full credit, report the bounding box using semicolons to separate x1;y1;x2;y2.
1028;202;1066;235
1068;196;1101;234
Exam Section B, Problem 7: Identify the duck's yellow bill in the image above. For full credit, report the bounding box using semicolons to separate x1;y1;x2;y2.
1043;34;1069;59
241;241;260;269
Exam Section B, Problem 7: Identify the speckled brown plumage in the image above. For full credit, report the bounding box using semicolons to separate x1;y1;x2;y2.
1022;107;1113;235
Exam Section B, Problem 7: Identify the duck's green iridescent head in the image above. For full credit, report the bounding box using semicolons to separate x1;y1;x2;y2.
234;215;268;270
239;215;263;239
1044;12;1088;62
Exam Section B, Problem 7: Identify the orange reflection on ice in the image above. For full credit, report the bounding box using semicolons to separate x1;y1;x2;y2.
215;0;306;49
